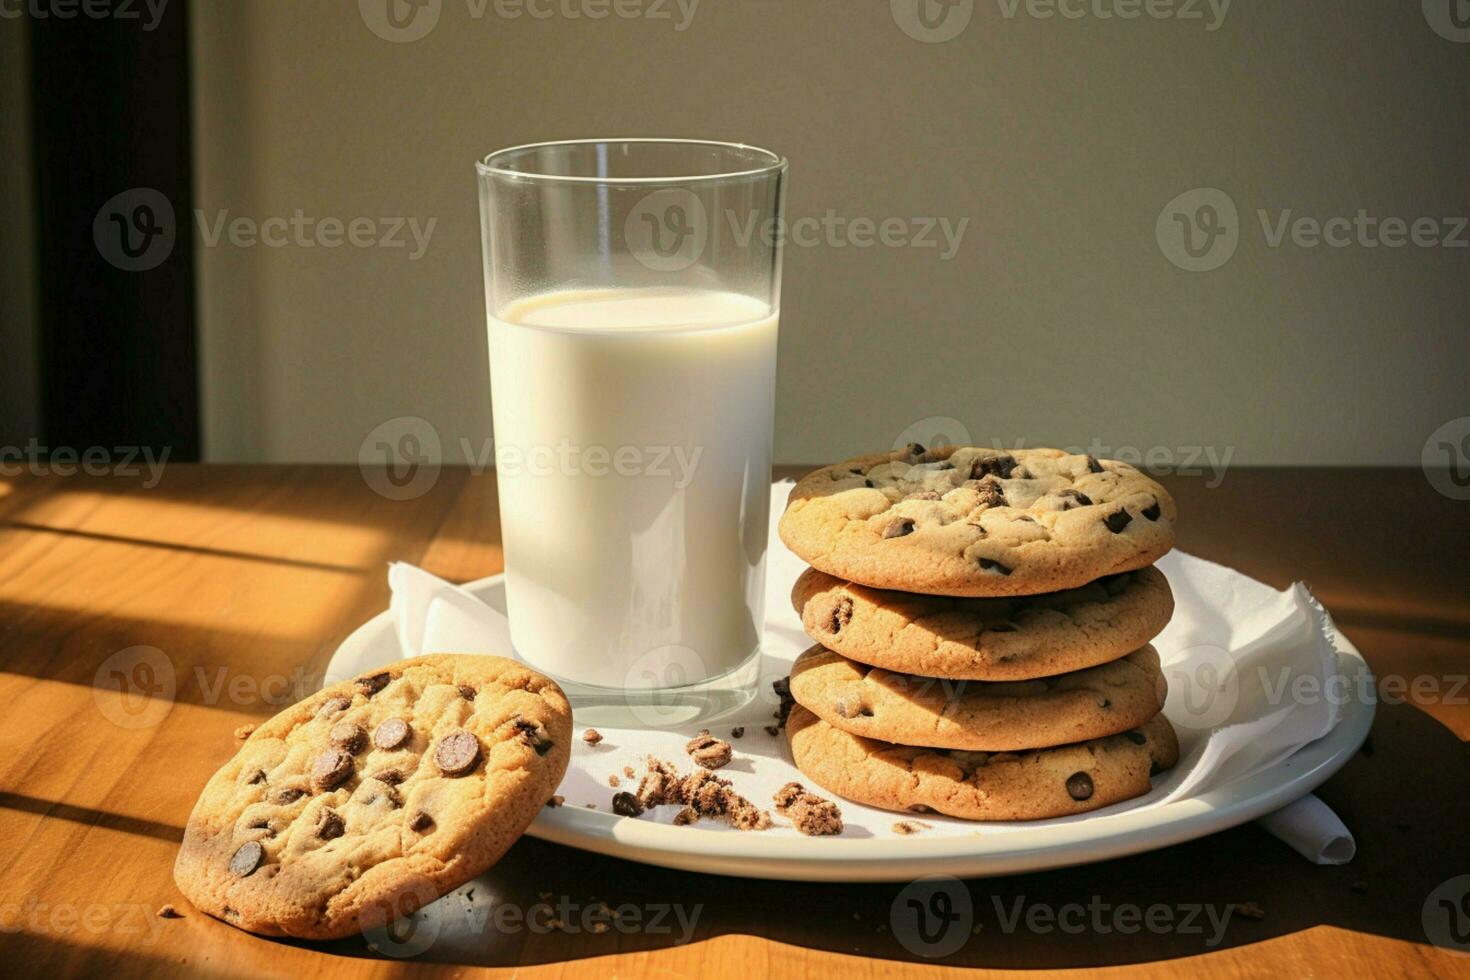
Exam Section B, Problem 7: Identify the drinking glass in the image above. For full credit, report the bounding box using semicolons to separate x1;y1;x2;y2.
477;139;787;723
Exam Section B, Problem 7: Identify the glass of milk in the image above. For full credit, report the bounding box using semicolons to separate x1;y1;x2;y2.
477;139;786;723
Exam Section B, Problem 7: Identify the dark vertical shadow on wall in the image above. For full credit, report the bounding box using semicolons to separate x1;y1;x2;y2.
27;0;200;460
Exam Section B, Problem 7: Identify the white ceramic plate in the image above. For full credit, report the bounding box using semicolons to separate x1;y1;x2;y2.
327;573;1373;882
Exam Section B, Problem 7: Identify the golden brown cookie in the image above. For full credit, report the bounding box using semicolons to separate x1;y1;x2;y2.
788;645;1167;751
779;446;1176;596
785;705;1178;821
793;565;1174;680
174;655;571;939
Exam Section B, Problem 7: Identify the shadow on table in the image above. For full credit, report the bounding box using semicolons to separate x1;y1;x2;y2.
281;699;1469;970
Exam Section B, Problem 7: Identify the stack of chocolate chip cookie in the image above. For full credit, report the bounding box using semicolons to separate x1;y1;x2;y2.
779;445;1182;821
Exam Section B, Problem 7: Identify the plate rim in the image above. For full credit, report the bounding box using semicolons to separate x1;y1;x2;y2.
329;572;1375;881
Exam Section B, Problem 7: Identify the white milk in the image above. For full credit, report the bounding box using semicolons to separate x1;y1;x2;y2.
487;288;778;689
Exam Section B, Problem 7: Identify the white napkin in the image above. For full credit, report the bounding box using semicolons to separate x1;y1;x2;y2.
389;483;1354;861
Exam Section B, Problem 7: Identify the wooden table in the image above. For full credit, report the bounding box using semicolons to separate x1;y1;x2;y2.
2;464;1467;978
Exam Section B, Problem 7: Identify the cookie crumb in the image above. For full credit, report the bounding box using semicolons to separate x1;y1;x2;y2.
892;821;929;835
632;756;770;830
545;795;564;808
582;729;603;746
157;905;183;919
233;724;256;740
608;774;621;788
773;782;843;836
584;803;597;809
763;725;780;737
685;730;733;770
730;726;744;739
1234;902;1266;921
623;765;636;779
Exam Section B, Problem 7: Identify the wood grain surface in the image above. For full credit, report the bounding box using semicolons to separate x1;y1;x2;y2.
0;464;1467;979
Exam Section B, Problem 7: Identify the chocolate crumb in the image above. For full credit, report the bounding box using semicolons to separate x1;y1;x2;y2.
763;725;780;737
612;792;644;817
772;676;796;727
584;803;597;809
730;727;744;739
546;795;565;808
233;724;256;740
157;905;183;919
582;729;604;746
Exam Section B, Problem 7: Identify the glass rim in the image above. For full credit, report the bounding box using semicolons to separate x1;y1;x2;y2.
476;137;787;186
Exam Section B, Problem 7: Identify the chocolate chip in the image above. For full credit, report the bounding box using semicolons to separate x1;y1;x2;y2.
763;725;780;737
311;749;354;790
1099;698;1112;709
863;479;875;488
329;722;364;753
1142;499;1161;521
272;787;305;805
372;717;410;751
1104;509;1132;534
370;768;404;785
905;490;942;502
901;442;925;459
882;518;915;539
826;597;854;635
513;718;553;755
970;454;1017;480
458;684;476;700
435;730;481;776
731;727;744;738
1066;772;1095;801
357;673;390;697
409;811;434;832
316;808;345;840
247;769;267;785
1086;455;1105;473
978;558;1012;576
316;697;350;719
228;841;263;878
1124;730;1147;745
1056;487;1093;509
964;477;1007;508
612;792;645;817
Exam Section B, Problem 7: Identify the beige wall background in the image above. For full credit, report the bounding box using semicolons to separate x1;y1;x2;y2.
191;0;1468;467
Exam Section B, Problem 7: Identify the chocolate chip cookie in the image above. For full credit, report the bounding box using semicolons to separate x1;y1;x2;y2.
793;565;1173;680
789;645;1167;751
779;446;1176;596
785;705;1178;821
174;655;571;939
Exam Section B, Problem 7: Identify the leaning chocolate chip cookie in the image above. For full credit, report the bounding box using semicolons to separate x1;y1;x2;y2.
789;645;1167;751
780;446;1176;596
793;565;1173;680
785;705;1178;821
174;655;571;940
